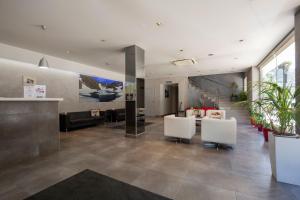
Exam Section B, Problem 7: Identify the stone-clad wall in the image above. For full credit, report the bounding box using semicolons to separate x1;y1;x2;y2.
0;101;59;169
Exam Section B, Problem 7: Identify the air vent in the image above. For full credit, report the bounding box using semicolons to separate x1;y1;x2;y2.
172;59;197;66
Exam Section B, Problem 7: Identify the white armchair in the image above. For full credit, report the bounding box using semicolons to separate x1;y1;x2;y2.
201;117;237;145
164;115;196;140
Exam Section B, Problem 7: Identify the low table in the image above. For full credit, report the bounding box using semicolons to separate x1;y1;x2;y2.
195;117;202;126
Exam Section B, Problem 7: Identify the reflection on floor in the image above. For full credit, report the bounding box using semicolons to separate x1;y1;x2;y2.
0;117;300;200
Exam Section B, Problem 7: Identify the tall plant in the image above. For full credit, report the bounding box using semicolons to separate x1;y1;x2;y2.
256;81;300;135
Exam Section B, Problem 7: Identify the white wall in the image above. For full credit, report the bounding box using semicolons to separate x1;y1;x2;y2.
145;77;188;116
0;43;125;112
0;43;124;81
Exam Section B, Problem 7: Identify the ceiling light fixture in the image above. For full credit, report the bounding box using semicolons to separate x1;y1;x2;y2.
239;39;244;43
172;58;197;66
38;57;49;68
66;50;70;54
105;62;110;66
234;57;238;60
101;39;106;42
41;25;47;31
180;49;184;52
208;54;214;56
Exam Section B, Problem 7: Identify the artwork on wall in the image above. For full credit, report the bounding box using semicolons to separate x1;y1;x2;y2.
23;76;36;86
79;74;123;102
35;85;46;98
24;85;46;98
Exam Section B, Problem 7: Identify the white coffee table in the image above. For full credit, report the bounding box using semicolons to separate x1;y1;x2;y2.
195;117;202;126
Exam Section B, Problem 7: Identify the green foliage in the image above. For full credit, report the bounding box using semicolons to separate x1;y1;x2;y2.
238;91;247;101
251;101;263;124
254;81;300;135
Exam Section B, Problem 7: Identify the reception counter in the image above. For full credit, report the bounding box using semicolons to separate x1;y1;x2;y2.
0;98;63;169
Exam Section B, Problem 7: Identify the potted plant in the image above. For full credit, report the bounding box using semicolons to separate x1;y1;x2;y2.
253;111;263;131
250;115;256;126
230;82;239;101
262;118;271;142
249;102;263;130
257;81;300;186
238;91;248;101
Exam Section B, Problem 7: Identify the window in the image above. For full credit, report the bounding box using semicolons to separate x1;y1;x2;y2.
261;42;295;88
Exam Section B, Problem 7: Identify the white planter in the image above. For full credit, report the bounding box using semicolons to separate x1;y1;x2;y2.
269;132;300;186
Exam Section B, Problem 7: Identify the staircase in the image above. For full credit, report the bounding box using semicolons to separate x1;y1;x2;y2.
218;96;249;124
188;77;249;124
188;78;220;108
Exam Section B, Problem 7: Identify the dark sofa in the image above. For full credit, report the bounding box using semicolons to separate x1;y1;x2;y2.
59;111;104;131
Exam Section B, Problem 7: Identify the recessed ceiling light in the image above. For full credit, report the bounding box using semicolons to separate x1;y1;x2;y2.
234;57;238;60
208;54;214;56
156;22;162;27
66;50;70;54
180;49;184;52
105;62;110;66
101;39;106;42
239;39;244;43
40;25;47;31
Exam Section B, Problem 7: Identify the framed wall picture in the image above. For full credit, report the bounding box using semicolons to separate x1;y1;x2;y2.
90;109;100;117
35;85;46;98
23;76;36;86
79;74;123;102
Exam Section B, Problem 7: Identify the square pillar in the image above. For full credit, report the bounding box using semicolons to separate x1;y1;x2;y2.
125;45;145;136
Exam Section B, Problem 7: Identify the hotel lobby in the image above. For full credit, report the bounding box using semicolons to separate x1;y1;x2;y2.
1;1;300;200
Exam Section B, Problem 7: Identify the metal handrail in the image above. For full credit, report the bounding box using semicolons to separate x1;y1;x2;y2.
188;78;220;108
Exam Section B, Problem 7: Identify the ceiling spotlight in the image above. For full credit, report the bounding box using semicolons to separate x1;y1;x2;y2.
101;39;106;42
179;49;184;52
66;50;70;54
239;39;244;43
234;57;238;60
156;22;162;27
208;54;214;56
105;62;110;66
40;25;47;31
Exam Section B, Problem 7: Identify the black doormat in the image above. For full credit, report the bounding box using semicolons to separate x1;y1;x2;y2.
24;169;172;200
112;122;154;129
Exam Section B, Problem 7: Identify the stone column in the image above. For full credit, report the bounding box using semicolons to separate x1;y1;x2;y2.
124;45;145;136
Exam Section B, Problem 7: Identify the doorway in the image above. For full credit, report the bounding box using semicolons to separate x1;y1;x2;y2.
164;83;179;115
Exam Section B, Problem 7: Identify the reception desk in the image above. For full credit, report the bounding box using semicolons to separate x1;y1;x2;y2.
0;98;63;169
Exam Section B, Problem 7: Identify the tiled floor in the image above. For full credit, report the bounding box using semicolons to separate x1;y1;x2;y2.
1;117;300;200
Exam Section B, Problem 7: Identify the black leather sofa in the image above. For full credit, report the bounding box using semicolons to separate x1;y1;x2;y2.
105;109;125;122
59;111;104;131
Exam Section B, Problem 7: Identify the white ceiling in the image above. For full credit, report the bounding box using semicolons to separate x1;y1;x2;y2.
0;0;299;78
